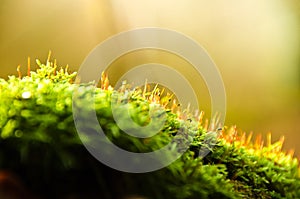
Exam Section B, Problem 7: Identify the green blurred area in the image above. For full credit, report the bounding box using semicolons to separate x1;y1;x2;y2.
0;0;299;155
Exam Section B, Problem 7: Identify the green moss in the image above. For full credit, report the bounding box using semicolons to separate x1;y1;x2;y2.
0;56;299;199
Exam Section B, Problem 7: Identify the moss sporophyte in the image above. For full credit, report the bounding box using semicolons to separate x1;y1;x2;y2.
0;53;299;199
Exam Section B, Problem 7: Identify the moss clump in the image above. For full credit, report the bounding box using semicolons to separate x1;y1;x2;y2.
0;55;299;199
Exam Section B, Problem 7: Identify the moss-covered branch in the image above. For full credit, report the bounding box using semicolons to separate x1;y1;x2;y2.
0;55;299;199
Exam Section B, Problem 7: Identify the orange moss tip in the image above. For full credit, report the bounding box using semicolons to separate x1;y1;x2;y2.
199;111;204;123
267;132;271;147
197;111;204;128
254;134;263;150
100;71;110;90
47;50;52;66
17;65;22;79
53;59;57;75
288;149;295;158
27;57;31;77
220;128;298;166
239;132;246;146
203;119;209;131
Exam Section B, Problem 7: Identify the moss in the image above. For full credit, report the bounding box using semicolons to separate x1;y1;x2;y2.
0;55;299;199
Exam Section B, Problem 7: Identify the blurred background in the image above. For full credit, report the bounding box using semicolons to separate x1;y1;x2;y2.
0;0;299;156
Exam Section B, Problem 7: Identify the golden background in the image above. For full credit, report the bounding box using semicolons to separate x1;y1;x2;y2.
0;0;299;155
